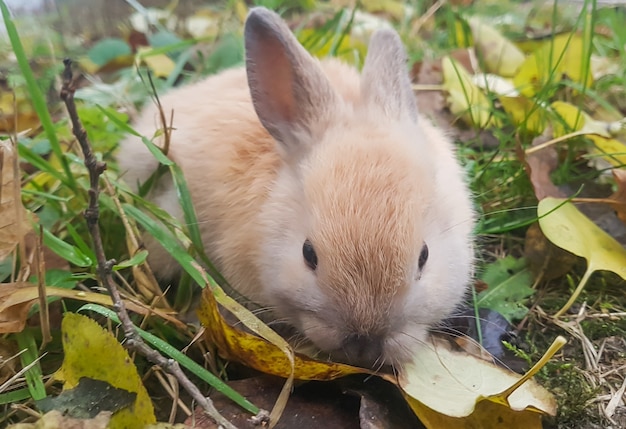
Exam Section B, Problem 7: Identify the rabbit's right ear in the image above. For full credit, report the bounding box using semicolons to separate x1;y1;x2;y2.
245;8;337;154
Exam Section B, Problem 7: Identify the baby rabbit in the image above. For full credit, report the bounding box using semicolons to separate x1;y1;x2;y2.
118;7;475;368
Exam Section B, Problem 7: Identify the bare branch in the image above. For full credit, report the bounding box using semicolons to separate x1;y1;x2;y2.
59;58;237;429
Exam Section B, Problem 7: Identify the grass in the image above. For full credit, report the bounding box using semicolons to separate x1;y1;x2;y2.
1;0;625;427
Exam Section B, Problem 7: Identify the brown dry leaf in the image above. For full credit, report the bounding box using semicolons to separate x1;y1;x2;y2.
0;337;19;385
608;169;626;225
0;142;32;262
197;288;367;381
0;282;185;334
524;222;578;282
520;127;566;201
0;282;35;333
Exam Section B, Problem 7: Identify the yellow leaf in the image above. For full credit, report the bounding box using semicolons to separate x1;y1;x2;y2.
197;287;366;381
551;101;626;166
56;313;156;429
442;56;495;128
392;336;558;429
467;18;526;77
500;96;547;135
137;48;176;78
538;198;626;316
334;0;406;21
297;29;367;67
0;87;40;133
514;33;593;97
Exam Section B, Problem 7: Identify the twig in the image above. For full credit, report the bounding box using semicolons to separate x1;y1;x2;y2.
59;58;237;429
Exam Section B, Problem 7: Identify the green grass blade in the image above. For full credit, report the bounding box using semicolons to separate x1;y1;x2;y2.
0;0;75;190
0;388;32;404
42;227;93;267
169;163;204;255
77;303;259;414
14;330;46;400
122;203;206;286
95;104;173;166
65;223;97;264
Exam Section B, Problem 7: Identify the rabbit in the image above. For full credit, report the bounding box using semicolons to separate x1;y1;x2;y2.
117;6;475;368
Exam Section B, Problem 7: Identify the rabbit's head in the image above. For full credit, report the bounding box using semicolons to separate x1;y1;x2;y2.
246;8;475;367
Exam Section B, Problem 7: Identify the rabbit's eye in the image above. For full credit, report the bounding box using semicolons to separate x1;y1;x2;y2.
303;239;318;270
418;243;429;270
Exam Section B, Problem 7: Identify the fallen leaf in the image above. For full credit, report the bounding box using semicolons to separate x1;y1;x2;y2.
0;337;19;385
36;377;136;419
549;101;626;168
184;10;220;39
524;222;578;282
520;126;566;200
537;198;626;317
550;101;625;139
197;288;366;381
136;47;177;78
392;336;558;429
79;38;134;74
8;409;111;429
500;96;547;135
0;142;32;262
298;28;367;66
514;33;593;97
0;85;40;133
55;313;156;429
442;56;495;128
0;282;185;334
467;17;526;77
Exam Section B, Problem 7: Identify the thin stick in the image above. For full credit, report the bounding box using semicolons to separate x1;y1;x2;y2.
59;58;237;429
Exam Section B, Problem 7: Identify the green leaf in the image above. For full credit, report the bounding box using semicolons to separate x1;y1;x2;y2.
41;228;92;268
122;203;204;285
537;198;626;317
87;38;132;67
476;256;535;322
31;269;78;289
96;105;173;166
113;250;149;270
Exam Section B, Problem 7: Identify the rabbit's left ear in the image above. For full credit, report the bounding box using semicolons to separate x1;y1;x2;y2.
361;30;418;122
244;7;338;154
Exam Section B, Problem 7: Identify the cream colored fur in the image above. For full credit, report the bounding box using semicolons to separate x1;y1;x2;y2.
118;7;475;367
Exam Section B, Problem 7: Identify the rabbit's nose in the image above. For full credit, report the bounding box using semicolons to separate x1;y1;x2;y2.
341;333;385;368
